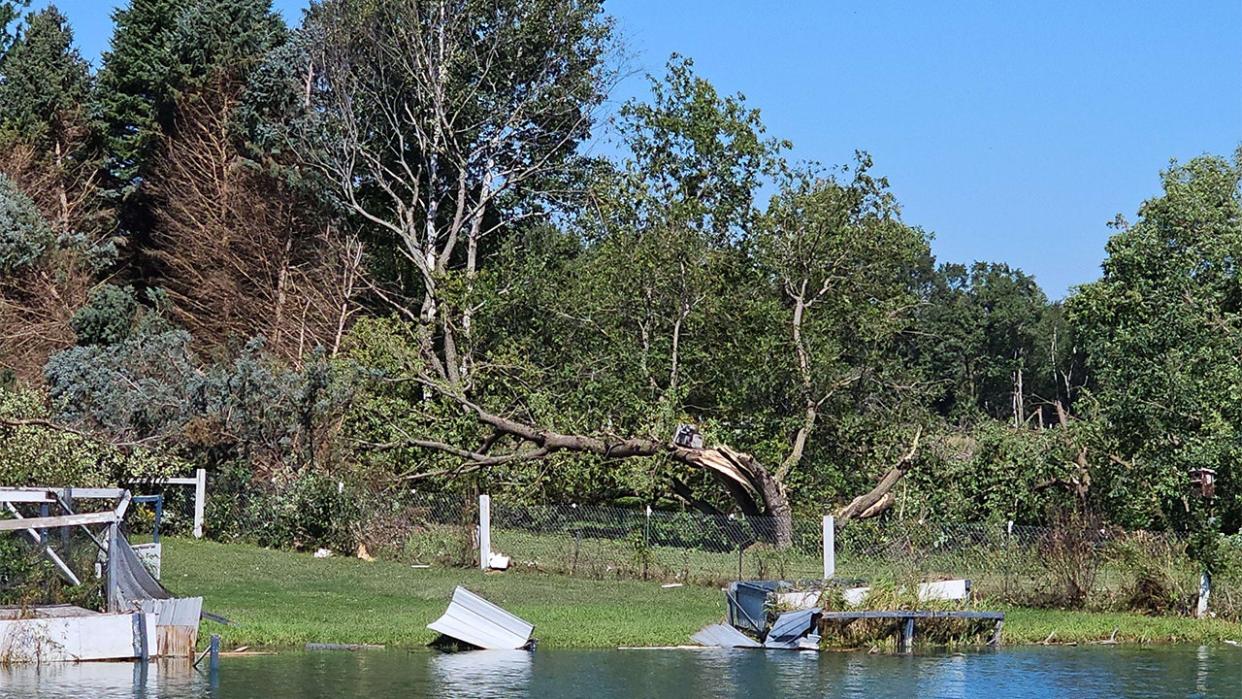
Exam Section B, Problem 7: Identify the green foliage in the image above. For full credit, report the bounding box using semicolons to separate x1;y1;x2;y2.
1070;151;1242;532
0;384;173;486
172;0;285;87
0;172;51;272
45;327;355;475
917;262;1079;424
0;0;26;57
98;0;281;189
0;5;92;148
903;421;1082;524
207;462;362;551
96;0;184;192
69;283;138;346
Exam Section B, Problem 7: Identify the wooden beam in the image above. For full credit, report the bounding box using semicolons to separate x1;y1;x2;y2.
0;511;119;531
0;487;126;500
0;491;57;503
3;503;81;586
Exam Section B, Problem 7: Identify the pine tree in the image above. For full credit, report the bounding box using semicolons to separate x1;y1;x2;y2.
0;5;92;149
0;0;28;58
97;0;286;196
0;5;107;238
95;0;186;195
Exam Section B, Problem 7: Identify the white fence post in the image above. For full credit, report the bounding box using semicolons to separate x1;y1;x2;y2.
479;494;491;571
192;468;206;539
1196;571;1211;618
823;515;835;579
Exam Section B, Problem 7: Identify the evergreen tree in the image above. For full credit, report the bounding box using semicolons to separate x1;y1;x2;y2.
97;0;286;195
0;0;27;58
173;0;285;87
0;5;93;149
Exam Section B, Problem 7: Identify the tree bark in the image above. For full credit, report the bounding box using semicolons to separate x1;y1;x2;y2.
409;382;797;545
835;427;922;522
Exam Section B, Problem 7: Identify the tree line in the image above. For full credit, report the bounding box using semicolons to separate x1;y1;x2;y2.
0;0;1237;555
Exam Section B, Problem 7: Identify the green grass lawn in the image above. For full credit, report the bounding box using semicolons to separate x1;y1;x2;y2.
161;537;722;649
162;537;1242;650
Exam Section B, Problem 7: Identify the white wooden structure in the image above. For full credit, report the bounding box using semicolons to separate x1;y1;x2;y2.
0;487;203;662
0;608;156;663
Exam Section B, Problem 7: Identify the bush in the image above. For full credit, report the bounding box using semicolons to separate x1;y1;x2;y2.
0;174;53;274
1106;532;1197;615
0;385;174;486
1036;510;1104;608
69;284;138;346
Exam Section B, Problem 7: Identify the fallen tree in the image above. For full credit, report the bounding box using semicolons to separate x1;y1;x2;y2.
382;379;922;548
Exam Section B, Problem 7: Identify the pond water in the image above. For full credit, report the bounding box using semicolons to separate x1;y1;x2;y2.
0;646;1237;698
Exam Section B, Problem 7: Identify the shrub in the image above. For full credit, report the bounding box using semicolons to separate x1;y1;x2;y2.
69;284;138;346
1036;510;1105;608
1106;532;1197;615
0;174;53;274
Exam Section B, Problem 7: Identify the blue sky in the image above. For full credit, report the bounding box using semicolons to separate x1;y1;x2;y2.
28;0;1242;298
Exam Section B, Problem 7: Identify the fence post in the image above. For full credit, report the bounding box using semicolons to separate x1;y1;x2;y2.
823;515;835;579
478;494;491;571
643;505;651;581
192;468;207;539
1196;571;1211;618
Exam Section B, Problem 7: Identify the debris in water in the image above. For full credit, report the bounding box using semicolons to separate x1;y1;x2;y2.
427;586;535;650
763;608;820;650
691;624;761;648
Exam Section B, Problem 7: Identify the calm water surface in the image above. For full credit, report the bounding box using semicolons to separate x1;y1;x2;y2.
0;646;1237;698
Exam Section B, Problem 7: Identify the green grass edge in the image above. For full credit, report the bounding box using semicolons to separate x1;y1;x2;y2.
161;537;1242;650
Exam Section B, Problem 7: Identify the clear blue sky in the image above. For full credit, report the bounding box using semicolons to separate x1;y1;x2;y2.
31;0;1242;298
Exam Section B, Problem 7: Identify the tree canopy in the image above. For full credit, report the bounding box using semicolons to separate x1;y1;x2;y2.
0;0;1238;554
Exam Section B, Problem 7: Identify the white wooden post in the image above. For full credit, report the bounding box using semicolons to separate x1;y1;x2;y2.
192;468;206;539
823;515;835;579
479;494;491;571
1196;571;1211;618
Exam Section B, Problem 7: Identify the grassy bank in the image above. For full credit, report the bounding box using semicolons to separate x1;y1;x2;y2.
162;538;1242;650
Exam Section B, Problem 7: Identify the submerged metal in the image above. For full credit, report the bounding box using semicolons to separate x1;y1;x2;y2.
763;608;820;650
427;586;535;650
691;624;761;649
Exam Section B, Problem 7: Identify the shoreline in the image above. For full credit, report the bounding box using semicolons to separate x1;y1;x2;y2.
163;538;1242;651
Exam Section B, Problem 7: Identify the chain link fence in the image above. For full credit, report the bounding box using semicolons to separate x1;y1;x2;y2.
394;492;1241;618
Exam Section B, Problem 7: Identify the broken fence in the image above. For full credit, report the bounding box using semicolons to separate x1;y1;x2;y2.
399;492;1240;616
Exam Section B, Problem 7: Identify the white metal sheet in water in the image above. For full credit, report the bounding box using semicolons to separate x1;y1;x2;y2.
427;586;534;650
691;624;761;648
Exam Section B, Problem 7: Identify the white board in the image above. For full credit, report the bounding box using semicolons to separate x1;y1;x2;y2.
0;612;156;663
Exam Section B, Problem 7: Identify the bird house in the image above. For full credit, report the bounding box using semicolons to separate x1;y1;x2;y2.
1189;468;1216;499
673;424;703;449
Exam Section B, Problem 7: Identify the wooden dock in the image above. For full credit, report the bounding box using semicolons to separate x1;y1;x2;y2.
819;610;1005;652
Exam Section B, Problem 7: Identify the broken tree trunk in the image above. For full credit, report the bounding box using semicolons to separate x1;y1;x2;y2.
416;382;797;547
835;428;922;523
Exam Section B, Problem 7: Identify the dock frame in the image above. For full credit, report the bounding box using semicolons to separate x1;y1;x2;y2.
819;610;1005;652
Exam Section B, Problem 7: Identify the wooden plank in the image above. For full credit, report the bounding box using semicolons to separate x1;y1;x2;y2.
0;487;126;500
0;511;118;531
0;491;56;503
